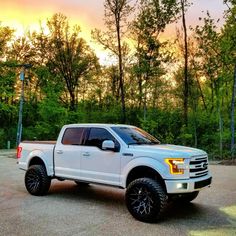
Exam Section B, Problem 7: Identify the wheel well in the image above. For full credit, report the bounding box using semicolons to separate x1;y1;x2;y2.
28;157;46;168
126;166;165;189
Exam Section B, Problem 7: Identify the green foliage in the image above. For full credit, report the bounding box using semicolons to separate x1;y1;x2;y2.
176;125;192;146
0;7;236;160
0;129;5;149
32;97;68;140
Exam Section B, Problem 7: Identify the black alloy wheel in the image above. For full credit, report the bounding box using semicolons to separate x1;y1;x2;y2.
25;165;51;196
125;178;167;222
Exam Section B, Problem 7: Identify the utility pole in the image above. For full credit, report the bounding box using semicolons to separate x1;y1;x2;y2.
16;64;32;146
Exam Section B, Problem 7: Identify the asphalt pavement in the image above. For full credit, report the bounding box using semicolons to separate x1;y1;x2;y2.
0;150;236;236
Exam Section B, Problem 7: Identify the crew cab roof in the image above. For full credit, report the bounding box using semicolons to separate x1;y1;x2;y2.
62;124;135;129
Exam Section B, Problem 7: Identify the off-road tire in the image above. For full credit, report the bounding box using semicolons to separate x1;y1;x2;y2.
25;165;51;196
125;178;168;223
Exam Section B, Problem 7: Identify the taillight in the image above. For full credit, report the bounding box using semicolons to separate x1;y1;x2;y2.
16;146;22;159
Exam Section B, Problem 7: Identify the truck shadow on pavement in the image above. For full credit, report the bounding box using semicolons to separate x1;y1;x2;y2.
49;180;125;207
47;180;231;229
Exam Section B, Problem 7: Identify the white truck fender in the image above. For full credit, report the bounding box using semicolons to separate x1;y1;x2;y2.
120;156;168;188
27;150;54;176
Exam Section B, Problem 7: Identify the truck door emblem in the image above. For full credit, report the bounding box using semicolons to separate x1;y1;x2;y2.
122;153;133;157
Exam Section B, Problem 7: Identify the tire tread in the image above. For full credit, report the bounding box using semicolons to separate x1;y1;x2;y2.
25;165;51;196
126;177;168;222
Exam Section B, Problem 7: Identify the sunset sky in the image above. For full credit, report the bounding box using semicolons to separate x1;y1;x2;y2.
0;0;227;63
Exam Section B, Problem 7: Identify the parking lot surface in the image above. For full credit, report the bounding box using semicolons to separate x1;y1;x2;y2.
0;150;236;236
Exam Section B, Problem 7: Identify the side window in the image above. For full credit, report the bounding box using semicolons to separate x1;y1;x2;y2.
85;128;117;149
62;128;84;145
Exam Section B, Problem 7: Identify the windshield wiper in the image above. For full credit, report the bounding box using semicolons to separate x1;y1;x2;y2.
128;142;152;145
127;142;144;145
128;141;160;146
149;141;160;145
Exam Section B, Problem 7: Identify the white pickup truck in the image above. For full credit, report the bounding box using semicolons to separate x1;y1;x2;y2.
17;124;212;222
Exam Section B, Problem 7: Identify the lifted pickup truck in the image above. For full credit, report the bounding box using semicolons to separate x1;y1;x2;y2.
17;124;212;222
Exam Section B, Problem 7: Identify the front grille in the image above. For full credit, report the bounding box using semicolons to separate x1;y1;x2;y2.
189;155;209;178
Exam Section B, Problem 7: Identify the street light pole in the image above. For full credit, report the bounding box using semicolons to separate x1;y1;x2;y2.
16;68;25;146
16;64;32;146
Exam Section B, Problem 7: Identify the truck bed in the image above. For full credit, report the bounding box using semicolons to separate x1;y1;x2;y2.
18;141;55;175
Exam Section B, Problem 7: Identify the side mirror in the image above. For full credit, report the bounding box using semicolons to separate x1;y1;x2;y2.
102;140;115;151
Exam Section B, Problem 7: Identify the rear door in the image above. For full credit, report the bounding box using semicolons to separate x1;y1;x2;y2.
80;127;121;186
54;127;85;179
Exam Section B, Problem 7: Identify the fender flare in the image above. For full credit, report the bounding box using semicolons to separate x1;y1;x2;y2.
27;150;53;176
120;156;168;188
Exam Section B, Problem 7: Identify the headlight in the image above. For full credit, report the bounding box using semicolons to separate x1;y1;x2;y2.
165;158;186;175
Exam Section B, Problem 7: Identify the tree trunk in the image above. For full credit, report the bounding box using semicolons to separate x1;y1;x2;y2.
216;78;223;159
116;13;126;123
196;77;207;111
193;103;198;147
138;76;142;108
210;80;215;112
143;77;147;121
219;111;223;159
181;0;188;126
70;92;76;111
231;64;236;158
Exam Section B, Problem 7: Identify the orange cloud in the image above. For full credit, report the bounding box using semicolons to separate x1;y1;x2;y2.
0;0;226;65
0;0;107;62
0;0;104;39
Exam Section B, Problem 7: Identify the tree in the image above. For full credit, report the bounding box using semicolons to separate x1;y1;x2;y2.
29;27;64;101
0;25;14;56
131;0;180;119
193;13;227;157
0;25;17;148
46;13;99;111
222;0;236;157
0;25;15;106
180;0;189;125
92;0;134;123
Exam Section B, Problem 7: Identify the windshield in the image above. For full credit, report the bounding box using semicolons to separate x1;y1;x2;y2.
111;126;160;145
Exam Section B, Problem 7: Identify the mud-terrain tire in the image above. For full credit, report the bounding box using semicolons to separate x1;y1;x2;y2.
25;165;51;196
125;178;168;222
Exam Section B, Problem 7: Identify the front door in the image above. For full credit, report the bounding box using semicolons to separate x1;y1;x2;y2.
80;127;121;186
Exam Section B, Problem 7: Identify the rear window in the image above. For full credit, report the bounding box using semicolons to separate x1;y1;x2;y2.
62;128;84;145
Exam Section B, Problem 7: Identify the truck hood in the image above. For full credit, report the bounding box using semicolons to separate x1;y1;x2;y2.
129;144;206;158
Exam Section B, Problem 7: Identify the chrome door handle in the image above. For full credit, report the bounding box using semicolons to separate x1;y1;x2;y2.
56;150;63;154
82;152;90;157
